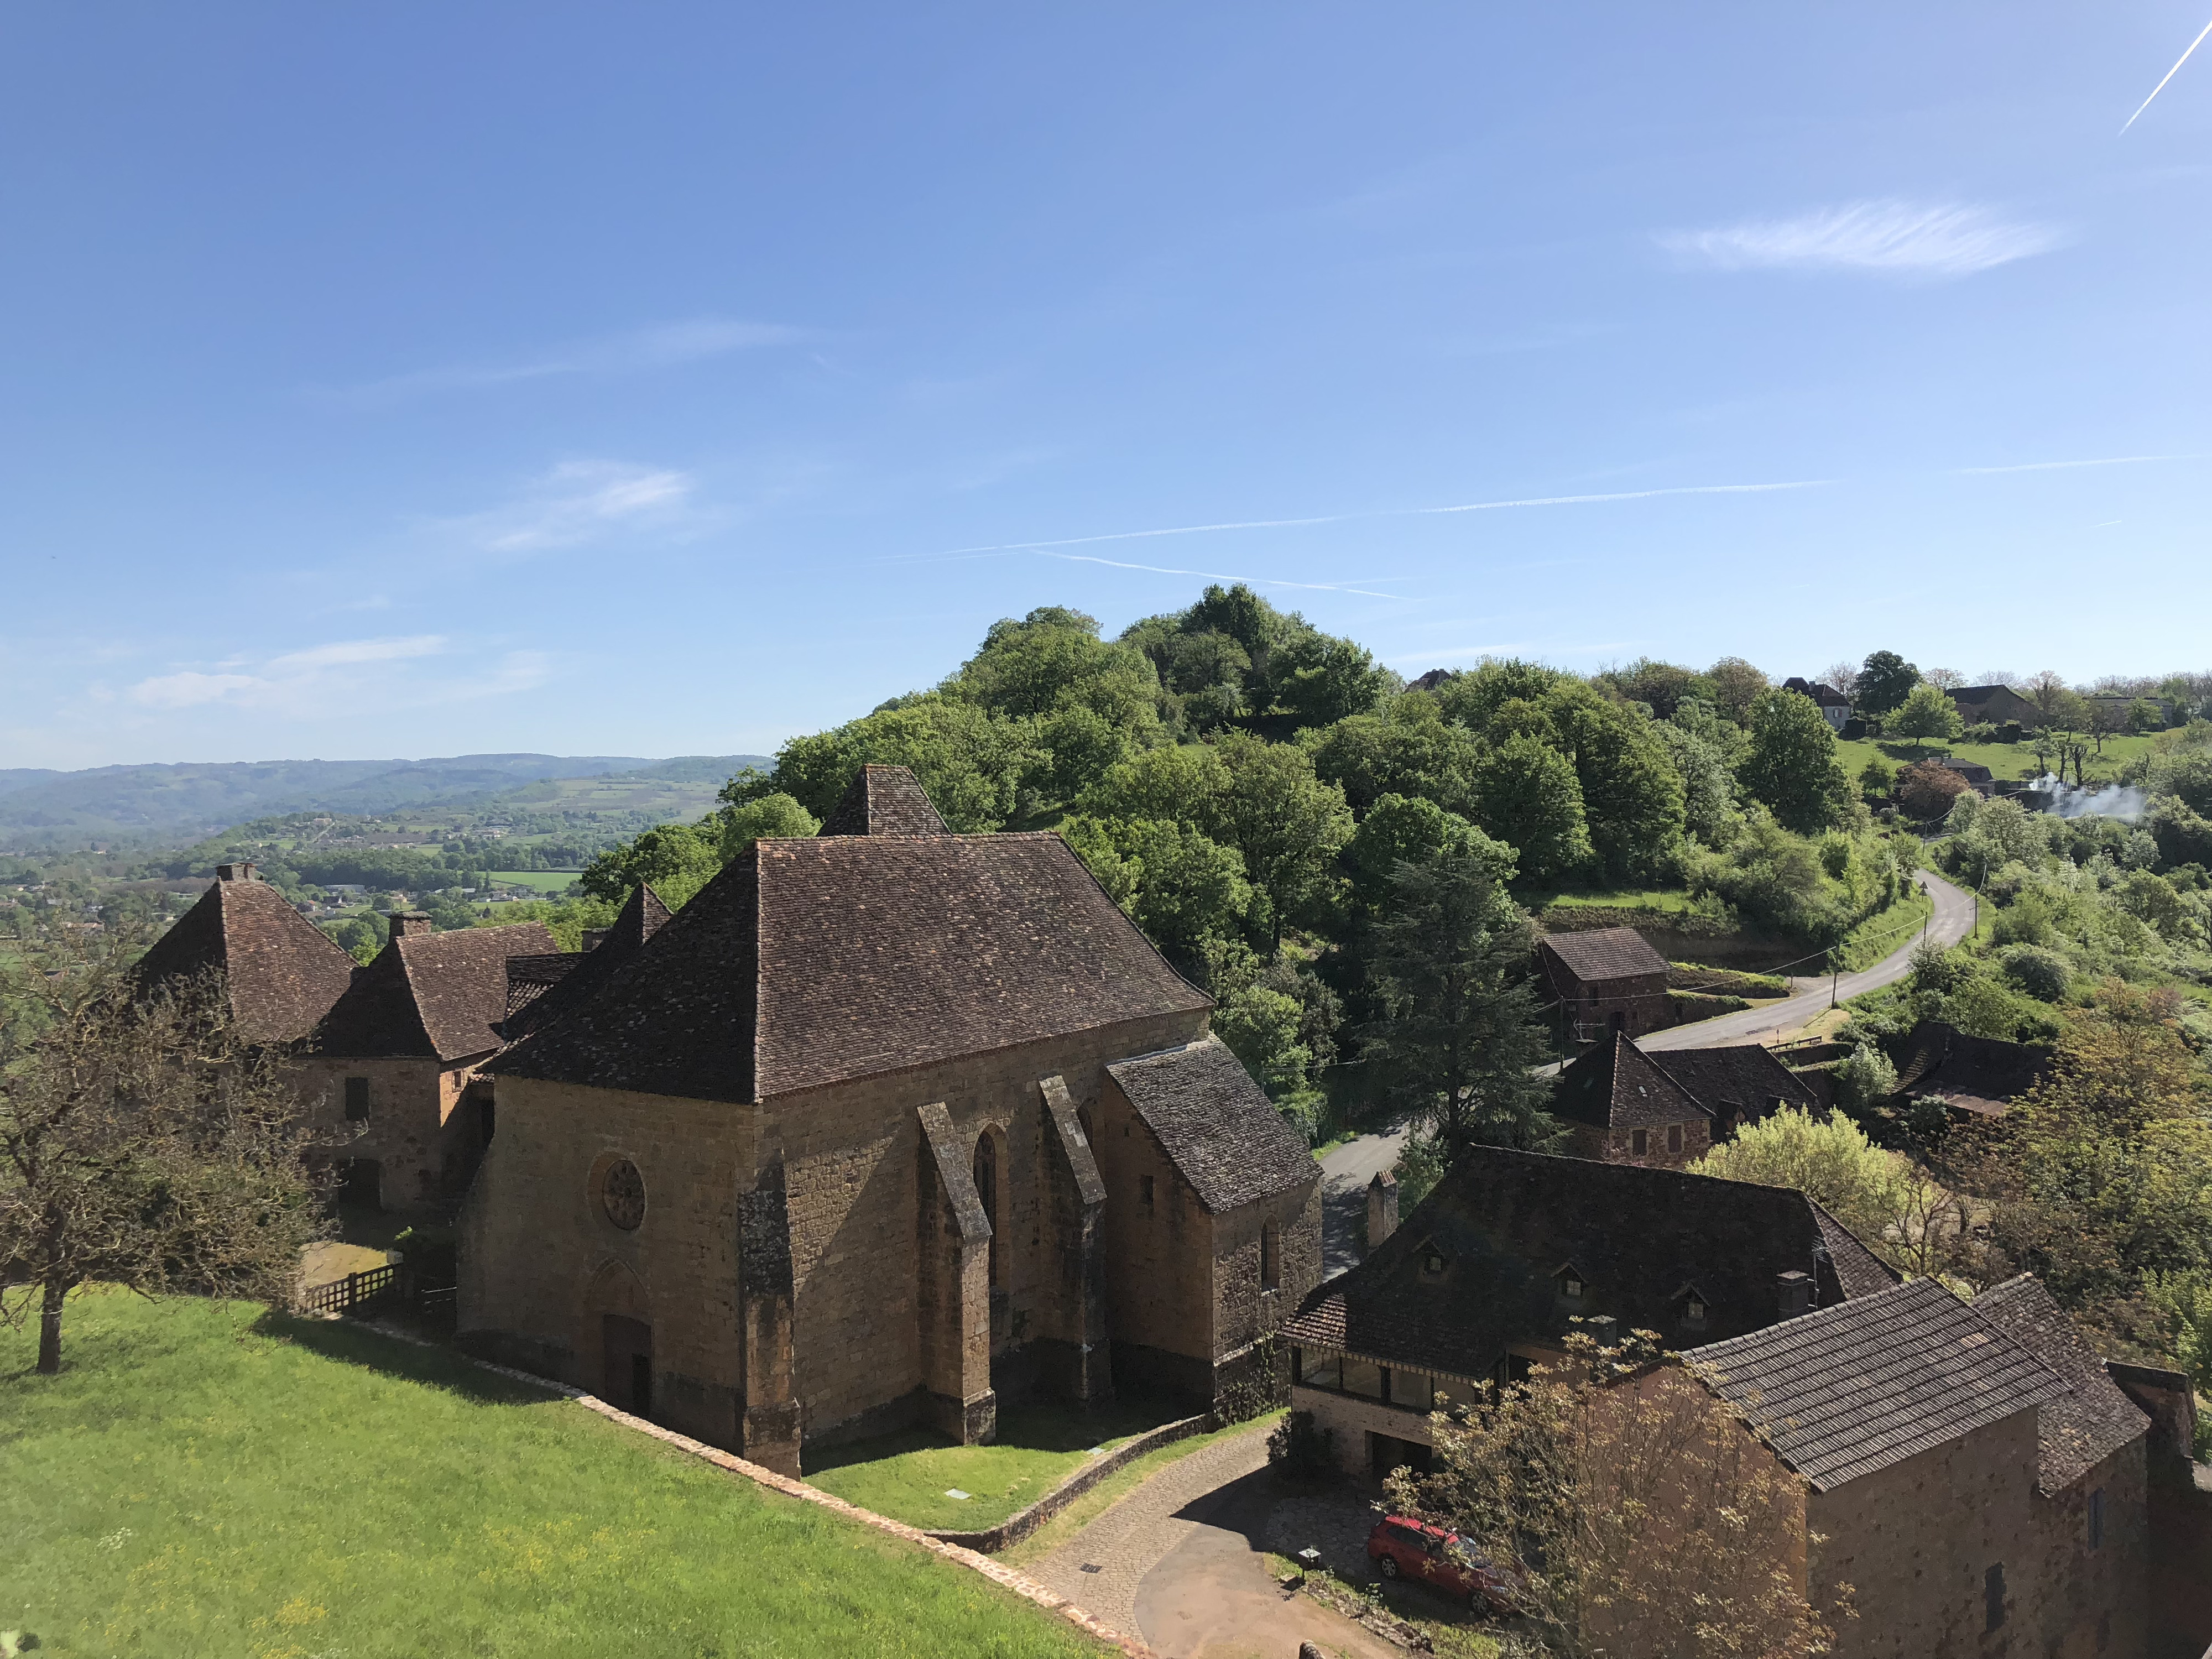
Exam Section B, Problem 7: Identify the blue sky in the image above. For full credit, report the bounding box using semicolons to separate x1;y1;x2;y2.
4;3;2207;770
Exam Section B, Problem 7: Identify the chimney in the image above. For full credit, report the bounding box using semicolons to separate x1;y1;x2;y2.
388;912;432;941
215;862;257;883
1777;1270;1814;1319
580;928;609;952
1365;1171;1399;1253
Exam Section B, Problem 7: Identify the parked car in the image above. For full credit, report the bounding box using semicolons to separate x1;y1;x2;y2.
1365;1515;1521;1613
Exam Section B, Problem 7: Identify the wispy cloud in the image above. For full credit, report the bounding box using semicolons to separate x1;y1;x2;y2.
1660;200;2066;278
327;316;801;404
122;634;549;715
1957;453;2192;474
451;460;696;554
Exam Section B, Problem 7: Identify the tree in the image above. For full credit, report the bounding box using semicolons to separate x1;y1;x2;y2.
1656;719;1743;847
1307;695;1483;818
580;821;723;908
1361;840;1554;1157
2127;697;2165;735
1706;656;1769;724
1690;1107;1920;1262
1467;733;1593;884
715;791;819;859
1739;689;1853;833
1888;681;1962;752
1544;683;1687;881
1058;815;1251;970
1924;667;1966;690
1819;660;1861;703
1387;1327;1839;1659
1213;734;1353;950
1858;755;1897;801
765;695;1033;831
1344;794;1485;908
1;927;328;1374
942;605;1160;733
1895;759;1971;821
1854;650;1920;720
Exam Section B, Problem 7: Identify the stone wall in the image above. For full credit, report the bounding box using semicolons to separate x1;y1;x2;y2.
1093;1068;1221;1403
1562;1116;1712;1168
1290;1380;1442;1477
292;1052;487;1213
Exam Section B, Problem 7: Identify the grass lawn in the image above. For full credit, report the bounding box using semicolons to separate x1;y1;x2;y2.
804;1397;1187;1532
1525;885;1703;915
1836;731;2155;786
1;1288;1108;1659
487;870;582;893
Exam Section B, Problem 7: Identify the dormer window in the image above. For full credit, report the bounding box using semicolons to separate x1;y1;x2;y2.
1686;1294;1707;1325
1419;1243;1448;1280
1558;1269;1584;1301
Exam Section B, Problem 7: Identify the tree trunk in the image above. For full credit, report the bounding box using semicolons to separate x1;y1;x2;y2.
38;1275;67;1374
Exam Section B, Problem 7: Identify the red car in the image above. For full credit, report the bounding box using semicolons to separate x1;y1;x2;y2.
1366;1515;1520;1613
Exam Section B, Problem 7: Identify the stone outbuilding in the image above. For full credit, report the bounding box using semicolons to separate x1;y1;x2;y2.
1280;1145;1894;1479
1552;1034;1819;1166
1891;1018;2053;1124
1536;925;1671;1041
460;765;1322;1474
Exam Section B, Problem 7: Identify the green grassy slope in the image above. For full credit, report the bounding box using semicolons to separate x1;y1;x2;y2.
1;1290;1104;1659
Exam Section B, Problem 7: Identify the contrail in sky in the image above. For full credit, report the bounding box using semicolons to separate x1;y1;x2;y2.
2121;14;2212;133
1037;552;1404;599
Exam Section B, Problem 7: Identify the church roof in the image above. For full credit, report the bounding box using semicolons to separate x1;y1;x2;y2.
1282;1146;1896;1381
1971;1275;2148;1493
1538;926;1670;987
1106;1037;1319;1213
315;921;559;1062
132;873;358;1045
818;764;951;837
490;821;1211;1104
501;883;671;1041
1686;1278;2070;1491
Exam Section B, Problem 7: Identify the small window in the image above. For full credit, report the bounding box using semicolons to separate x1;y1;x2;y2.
1559;1270;1584;1301
1341;1355;1385;1399
343;1076;371;1121
1419;1243;1448;1279
1261;1219;1282;1292
1631;1128;1647;1156
2088;1488;2104;1551
1139;1174;1155;1209
1667;1123;1683;1155
1684;1294;1708;1326
1984;1563;2006;1632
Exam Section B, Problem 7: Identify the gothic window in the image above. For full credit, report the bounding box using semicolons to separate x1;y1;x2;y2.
1261;1219;1282;1292
602;1159;646;1230
972;1134;1001;1287
344;1076;371;1121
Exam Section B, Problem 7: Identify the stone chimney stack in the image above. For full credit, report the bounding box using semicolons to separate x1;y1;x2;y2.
1777;1270;1814;1319
1365;1170;1399;1254
388;912;432;941
580;928;609;952
215;862;257;883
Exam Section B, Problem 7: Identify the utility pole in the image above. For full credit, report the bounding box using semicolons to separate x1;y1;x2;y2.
1830;950;1840;1010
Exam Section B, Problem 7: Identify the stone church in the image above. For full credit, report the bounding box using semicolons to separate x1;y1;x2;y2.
457;765;1324;1474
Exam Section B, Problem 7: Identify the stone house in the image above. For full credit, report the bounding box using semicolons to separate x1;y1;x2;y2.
1782;676;1853;731
1280;1145;1895;1479
459;765;1322;1474
1949;683;2045;729
1535;926;1670;1041
1551;1033;1819;1166
1891;1018;2052;1124
1687;1274;2154;1659
132;861;357;1045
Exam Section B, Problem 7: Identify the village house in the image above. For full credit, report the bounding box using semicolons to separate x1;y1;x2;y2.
1782;675;1853;731
1535;925;1671;1041
1891;1018;2052;1124
1280;1145;1895;1480
1932;756;1998;795
1948;682;2045;729
457;765;1322;1474
1551;1033;1819;1166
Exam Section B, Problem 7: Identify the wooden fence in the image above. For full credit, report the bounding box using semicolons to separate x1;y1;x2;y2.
301;1264;456;1321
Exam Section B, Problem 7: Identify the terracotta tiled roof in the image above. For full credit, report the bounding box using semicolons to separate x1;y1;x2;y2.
1553;1035;1707;1129
1650;1043;1820;1122
315;921;559;1062
1687;1278;2070;1491
818;764;950;837
1538;926;1669;987
1281;1147;1894;1381
132;875;357;1045
1971;1275;2149;1493
492;822;1211;1104
1892;1020;2052;1117
500;883;670;1041
1107;1037;1319;1214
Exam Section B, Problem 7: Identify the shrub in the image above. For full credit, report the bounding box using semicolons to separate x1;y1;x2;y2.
1998;945;2071;1003
1266;1410;1337;1483
1897;760;1972;820
1833;1044;1899;1113
1990;890;2057;947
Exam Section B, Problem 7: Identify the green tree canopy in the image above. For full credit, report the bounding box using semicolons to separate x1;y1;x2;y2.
578;821;724;908
1541;682;1686;879
1306;693;1483;818
1213;734;1354;950
1855;650;1921;718
1467;733;1592;884
1889;680;1963;748
1058;815;1251;971
1740;687;1853;833
766;694;1032;831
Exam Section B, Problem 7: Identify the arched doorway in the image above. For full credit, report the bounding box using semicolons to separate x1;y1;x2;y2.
585;1260;653;1419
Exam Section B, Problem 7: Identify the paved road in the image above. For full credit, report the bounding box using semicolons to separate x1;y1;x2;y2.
1640;869;1973;1050
1316;1124;1411;1278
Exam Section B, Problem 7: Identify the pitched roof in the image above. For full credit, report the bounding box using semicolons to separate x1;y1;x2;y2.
1553;1034;1707;1129
1106;1037;1319;1213
1538;926;1670;987
1685;1278;2070;1491
1281;1146;1896;1381
1650;1043;1820;1121
1783;676;1853;708
132;875;357;1045
1971;1276;2148;1492
1892;1020;2052;1117
315;921;560;1062
818;764;950;837
500;883;671;1041
491;825;1211;1104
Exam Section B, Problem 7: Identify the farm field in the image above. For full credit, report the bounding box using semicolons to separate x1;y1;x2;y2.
1;1290;1108;1659
489;869;585;893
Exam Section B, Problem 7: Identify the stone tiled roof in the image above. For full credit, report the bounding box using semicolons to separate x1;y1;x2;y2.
1686;1278;2070;1491
1783;676;1853;708
500;883;670;1041
1972;1275;2148;1493
1651;1043;1820;1122
133;875;358;1045
316;921;559;1062
492;818;1211;1104
1281;1147;1895;1381
818;764;950;837
1538;926;1670;987
1892;1020;2052;1117
1106;1037;1319;1214
1812;1204;1902;1300
1553;1035;1707;1129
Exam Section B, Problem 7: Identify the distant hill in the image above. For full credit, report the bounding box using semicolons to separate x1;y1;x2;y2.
0;754;770;849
